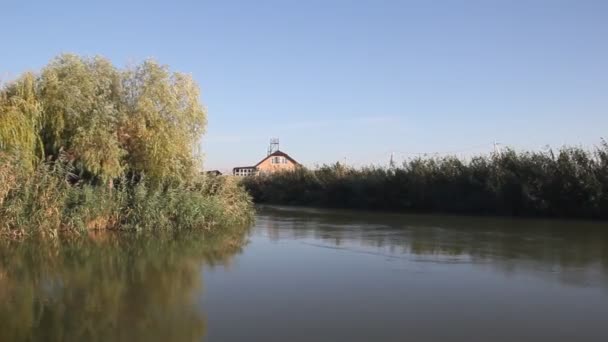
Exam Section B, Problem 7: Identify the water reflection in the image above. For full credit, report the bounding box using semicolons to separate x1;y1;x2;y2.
0;228;248;342
257;206;608;288
3;207;608;342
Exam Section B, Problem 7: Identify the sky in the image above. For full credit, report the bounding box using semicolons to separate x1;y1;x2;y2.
2;0;608;171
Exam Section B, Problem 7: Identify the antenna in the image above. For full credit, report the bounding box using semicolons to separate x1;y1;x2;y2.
267;138;280;156
493;141;502;156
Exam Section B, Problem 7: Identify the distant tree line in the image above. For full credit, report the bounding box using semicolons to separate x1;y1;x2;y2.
242;144;608;219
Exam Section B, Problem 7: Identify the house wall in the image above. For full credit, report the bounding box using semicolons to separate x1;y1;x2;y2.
233;167;256;176
256;156;298;174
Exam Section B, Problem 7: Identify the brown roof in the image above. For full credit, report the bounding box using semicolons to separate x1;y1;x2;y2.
254;150;299;167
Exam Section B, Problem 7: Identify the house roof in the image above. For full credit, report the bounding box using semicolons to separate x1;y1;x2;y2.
254;150;300;167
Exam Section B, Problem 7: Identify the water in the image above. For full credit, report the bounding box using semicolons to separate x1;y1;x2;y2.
2;206;608;341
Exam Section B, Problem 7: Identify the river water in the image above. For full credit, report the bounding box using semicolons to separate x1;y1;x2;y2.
2;206;608;341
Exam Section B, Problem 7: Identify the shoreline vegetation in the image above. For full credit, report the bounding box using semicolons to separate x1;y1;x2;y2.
0;54;253;240
243;143;608;220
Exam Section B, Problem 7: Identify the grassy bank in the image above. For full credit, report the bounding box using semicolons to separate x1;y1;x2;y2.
0;54;253;239
242;143;608;219
0;155;253;239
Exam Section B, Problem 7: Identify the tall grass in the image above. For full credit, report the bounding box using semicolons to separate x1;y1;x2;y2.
0;153;254;239
242;143;608;219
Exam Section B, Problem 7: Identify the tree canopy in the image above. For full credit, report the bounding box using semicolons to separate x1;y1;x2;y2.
0;54;207;184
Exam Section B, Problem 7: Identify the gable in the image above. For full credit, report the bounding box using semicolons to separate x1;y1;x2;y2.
254;150;299;168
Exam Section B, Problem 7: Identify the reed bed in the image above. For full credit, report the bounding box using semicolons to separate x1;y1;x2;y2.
0;155;253;238
243;143;608;219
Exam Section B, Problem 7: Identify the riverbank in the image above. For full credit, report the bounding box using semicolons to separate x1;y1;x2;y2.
0;156;254;239
242;144;608;220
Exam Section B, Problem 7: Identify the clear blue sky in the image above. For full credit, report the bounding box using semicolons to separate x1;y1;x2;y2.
2;0;607;170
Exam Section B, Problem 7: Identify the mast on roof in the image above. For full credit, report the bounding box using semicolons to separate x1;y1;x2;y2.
267;138;280;156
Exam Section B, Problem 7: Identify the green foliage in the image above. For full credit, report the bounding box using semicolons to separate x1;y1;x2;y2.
1;54;206;184
0;156;253;238
37;54;125;182
0;54;253;238
120;175;253;232
0;73;43;171
243;143;608;219
120;60;206;183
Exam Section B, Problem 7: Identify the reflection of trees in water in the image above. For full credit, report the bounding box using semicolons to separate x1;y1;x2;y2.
0;228;249;342
259;206;608;287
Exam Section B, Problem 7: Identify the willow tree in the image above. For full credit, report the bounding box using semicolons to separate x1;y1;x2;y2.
121;60;207;183
37;54;125;183
0;54;207;185
0;72;43;171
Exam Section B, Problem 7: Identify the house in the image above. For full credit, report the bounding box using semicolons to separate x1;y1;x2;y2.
205;170;222;176
255;150;299;174
233;150;300;176
233;166;256;177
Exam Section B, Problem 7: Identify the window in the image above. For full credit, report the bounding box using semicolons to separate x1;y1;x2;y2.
235;168;254;176
235;168;251;176
271;156;287;164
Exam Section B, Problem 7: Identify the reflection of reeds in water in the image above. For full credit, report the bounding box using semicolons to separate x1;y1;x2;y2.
0;226;249;342
257;206;608;288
